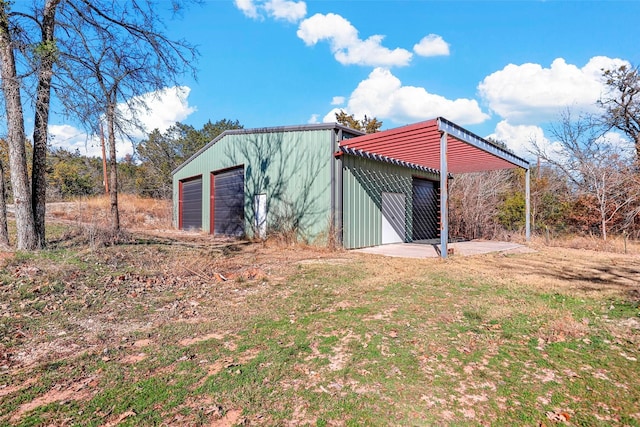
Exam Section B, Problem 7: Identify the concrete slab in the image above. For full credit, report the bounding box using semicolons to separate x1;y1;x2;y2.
352;240;534;259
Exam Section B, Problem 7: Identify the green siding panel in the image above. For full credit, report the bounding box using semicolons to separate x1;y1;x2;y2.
173;129;334;241
342;155;439;249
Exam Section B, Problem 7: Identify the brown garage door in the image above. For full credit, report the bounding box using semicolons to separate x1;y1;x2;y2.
213;167;244;236
180;176;202;230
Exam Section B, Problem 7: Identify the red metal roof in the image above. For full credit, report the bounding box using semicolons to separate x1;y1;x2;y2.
339;118;528;174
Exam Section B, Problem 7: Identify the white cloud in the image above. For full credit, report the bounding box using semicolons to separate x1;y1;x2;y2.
264;0;306;22
486;122;633;163
478;56;630;124
323;108;342;123
49;124;134;159
323;68;488;125
120;86;196;139
234;0;306;22
413;34;450;57
307;113;319;124
234;0;260;19
331;96;345;106
49;86;196;159
598;130;635;158
297;13;412;67
486;120;548;158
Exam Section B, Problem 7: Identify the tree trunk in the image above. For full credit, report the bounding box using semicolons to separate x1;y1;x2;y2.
0;161;9;248
106;104;120;232
0;5;38;250
31;0;61;248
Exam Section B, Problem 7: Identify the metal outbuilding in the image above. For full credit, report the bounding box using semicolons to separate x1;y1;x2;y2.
173;123;364;241
172;118;530;257
339;117;530;257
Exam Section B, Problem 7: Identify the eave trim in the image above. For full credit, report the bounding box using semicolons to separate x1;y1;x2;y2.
340;146;440;175
437;117;530;170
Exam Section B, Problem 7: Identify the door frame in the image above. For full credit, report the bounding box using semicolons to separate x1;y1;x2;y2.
178;174;203;230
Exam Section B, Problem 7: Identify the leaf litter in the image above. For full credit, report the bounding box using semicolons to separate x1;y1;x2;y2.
1;230;639;425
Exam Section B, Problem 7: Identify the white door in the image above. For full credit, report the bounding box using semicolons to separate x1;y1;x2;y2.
381;192;405;244
254;194;267;239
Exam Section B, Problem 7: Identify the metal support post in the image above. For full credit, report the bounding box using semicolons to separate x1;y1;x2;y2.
525;168;531;241
440;130;448;259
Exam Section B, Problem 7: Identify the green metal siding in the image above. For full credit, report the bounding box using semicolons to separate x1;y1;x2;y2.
342;155;439;249
173;129;333;240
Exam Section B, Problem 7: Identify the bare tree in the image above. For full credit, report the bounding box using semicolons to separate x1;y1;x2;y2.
599;64;640;160
528;161;571;234
449;170;513;240
53;0;197;232
0;0;196;245
533;110;637;240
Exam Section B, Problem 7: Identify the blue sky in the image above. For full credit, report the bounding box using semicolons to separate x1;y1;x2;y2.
48;0;640;159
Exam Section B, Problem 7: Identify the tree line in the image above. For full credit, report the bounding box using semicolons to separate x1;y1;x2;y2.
1;118;242;200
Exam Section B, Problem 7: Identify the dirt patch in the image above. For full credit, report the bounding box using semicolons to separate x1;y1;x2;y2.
237;348;260;365
166;397;245;426
191;348;260;390
121;352;148;364
210;408;243;426
10;338;91;370
11;376;98;422
317;332;356;372
102;409;137;427
179;333;227;347
133;339;153;348
0;251;15;265
0;377;38;398
363;307;397;321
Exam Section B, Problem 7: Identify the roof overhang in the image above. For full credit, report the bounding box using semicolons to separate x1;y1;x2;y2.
339;117;529;173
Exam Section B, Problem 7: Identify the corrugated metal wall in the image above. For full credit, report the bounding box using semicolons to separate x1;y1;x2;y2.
342;155;439;249
173;130;333;239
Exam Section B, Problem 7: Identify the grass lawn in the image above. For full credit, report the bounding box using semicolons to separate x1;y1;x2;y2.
1;224;639;426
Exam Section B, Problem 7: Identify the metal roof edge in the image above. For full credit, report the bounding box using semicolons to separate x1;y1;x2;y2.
340;146;441;175
436;117;530;170
172;123;364;176
225;122;364;135
171;129;231;176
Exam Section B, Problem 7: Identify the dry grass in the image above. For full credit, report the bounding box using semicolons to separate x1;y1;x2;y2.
538;314;591;343
533;233;640;254
1;227;639;425
2;197;639;425
438;243;640;302
47;194;172;230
